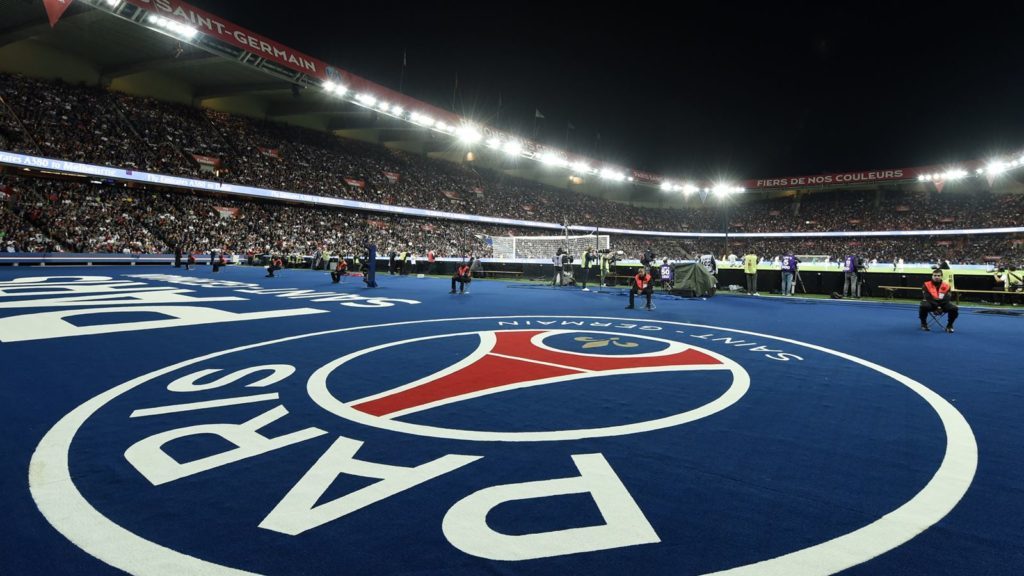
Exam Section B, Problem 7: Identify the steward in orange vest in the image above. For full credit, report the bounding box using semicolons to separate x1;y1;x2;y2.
920;269;958;332
626;267;654;310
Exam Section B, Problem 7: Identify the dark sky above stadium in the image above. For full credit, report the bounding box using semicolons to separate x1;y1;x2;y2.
194;0;1024;181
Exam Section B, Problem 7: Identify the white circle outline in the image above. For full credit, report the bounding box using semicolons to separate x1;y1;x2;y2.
29;316;977;576
308;328;746;441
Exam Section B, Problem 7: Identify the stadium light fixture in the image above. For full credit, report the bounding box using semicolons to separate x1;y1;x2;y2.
456;125;482;144
571;162;591;175
599;168;626;182
503;141;523;156
943;169;967;181
410;112;435;127
712;183;743;196
390;105;404;116
539;151;568;167
147;14;198;40
376;100;391;112
486;137;502;149
986;161;1008;175
105;0;119;6
661;181;674;191
683;184;699;195
355;93;377;107
322;81;336;93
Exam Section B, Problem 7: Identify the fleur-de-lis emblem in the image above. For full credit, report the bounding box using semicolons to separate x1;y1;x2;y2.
574;336;640;349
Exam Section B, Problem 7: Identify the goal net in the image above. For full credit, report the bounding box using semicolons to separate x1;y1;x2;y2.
795;254;830;264
490;234;610;259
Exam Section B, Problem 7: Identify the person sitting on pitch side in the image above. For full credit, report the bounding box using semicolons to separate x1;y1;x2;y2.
265;256;283;278
451;262;471;294
920;268;958;333
626;267;654;310
330;258;349;283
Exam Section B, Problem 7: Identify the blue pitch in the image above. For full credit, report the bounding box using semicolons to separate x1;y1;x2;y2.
0;265;1020;575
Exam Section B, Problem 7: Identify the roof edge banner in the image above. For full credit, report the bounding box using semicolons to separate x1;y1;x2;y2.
120;0;458;124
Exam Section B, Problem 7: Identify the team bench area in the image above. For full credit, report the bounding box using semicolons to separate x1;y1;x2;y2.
879;285;1022;304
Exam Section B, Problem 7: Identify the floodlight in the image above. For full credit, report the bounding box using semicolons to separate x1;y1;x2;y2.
503;141;522;156
539;151;567;166
713;183;740;196
986;161;1008;175
456;125;482;144
486;137;502;149
599;168;625;181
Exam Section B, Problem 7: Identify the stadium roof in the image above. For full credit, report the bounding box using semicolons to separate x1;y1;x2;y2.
1;0;1022;203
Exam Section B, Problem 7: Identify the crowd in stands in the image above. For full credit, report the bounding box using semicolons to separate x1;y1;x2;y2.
3;176;1021;267
1;73;1023;266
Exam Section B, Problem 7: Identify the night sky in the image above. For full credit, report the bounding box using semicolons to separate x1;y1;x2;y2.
193;0;1024;181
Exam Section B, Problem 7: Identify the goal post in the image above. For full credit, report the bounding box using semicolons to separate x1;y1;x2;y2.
489;233;610;259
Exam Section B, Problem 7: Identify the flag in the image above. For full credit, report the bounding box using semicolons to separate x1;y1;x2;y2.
43;0;73;28
535;109;545;119
403;49;407;67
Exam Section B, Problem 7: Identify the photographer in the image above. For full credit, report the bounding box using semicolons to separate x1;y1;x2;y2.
659;258;675;291
560;251;575;286
581;248;597;289
843;253;863;298
600;249;622;287
781;252;799;296
641;247;656;269
552;247;566;286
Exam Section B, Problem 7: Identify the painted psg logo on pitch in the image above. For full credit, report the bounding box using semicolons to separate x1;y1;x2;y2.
30;316;976;576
